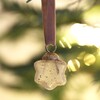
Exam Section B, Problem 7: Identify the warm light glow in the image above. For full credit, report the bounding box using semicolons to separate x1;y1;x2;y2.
63;37;72;49
97;48;100;56
59;24;100;50
59;33;75;49
70;23;100;47
0;86;50;100
59;40;65;48
83;54;96;66
0;70;21;86
59;24;99;68
68;59;80;72
0;30;44;65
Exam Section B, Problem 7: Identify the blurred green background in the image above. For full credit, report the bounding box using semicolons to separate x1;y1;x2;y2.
0;0;100;100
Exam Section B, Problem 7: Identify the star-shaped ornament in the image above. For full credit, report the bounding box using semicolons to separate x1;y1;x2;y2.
34;52;67;90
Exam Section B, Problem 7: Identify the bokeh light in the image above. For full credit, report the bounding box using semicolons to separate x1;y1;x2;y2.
67;59;80;72
83;53;96;66
70;23;100;47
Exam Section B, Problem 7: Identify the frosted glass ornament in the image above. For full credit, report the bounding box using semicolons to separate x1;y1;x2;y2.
34;53;67;90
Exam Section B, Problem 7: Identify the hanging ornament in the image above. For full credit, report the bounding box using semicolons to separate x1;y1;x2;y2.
34;52;67;90
27;0;67;90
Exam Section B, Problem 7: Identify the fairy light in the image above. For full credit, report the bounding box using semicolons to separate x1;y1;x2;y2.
68;59;80;72
83;54;96;66
59;40;65;48
63;37;72;49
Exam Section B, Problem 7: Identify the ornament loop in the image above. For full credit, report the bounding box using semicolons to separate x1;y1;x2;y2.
42;0;56;46
45;44;57;52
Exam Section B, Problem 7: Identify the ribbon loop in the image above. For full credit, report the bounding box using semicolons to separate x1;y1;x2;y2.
45;44;57;52
42;0;56;46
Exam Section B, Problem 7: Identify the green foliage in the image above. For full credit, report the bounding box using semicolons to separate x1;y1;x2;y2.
0;1;100;100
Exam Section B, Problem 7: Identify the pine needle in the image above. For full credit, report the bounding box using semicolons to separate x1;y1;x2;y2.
26;0;32;3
